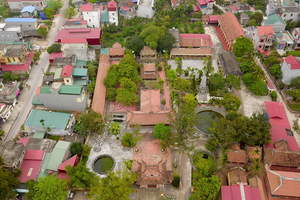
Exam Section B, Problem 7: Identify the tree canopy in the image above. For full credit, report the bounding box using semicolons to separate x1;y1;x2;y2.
66;162;96;189
64;7;77;19
154;123;171;140
37;27;48;38
47;43;61;54
189;175;221;200
44;8;56;19
139;25;166;49
87;167;136;200
47;0;63;10
233;37;254;57
158;32;176;52
127;34;144;54
250;12;263;25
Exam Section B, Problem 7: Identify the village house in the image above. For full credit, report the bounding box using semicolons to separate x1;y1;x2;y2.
277;7;300;23
63;18;88;29
0;31;21;42
0;79;22;105
0;140;26;168
275;31;294;51
7;0;46;11
4;18;37;31
209;15;219;24
0;44;29;65
0;52;34;74
194;0;214;15
61;38;95;61
262;14;286;32
33;65;88;111
218;51;242;77
24;110;75;136
281;55;300;84
17;137;56;152
0;101;16;122
226;2;250;13
140;63;158;80
170;0;179;8
100;6;109;25
179;34;213;48
221;184;262;200
291;28;300;51
140;46;157;60
81;3;101;28
217;12;245;50
107;0;119;26
137;0;155;18
226;143;247;168
240;13;250;25
20;6;38;18
227;167;248;186
57;154;78;180
109;42;125;60
251;26;275;54
170;48;212;59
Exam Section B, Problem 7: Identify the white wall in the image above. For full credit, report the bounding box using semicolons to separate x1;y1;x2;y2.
281;12;300;23
82;11;100;28
137;5;155;18
281;61;300;83
108;10;118;26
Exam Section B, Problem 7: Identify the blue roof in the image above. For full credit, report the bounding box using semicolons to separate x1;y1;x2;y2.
21;6;36;13
5;18;37;23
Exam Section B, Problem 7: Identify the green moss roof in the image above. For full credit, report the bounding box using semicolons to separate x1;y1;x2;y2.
59;85;82;95
264;14;286;25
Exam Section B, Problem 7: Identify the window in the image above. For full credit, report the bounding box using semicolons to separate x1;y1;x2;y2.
284;14;287;17
89;19;91;21
113;18;115;20
260;38;265;42
29;25;31;27
291;14;293;17
112;13;114;15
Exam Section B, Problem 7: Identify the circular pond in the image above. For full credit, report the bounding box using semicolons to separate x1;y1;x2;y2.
93;155;115;174
195;110;224;134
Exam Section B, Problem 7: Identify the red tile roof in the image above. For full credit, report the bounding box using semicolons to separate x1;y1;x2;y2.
61;38;86;44
257;26;274;38
222;185;262;200
228;167;248;186
80;2;93;11
19;150;45;183
230;6;238;11
57;154;77;171
16;138;29;147
227;143;247;164
180;34;214;47
285;55;300;69
170;48;212;56
109;42;125;56
264;101;290;129
248;176;266;200
267;80;275;90
1;52;34;72
107;0;117;11
140;89;161;113
61;65;73;77
92;54;110;116
193;5;200;12
55;28;101;45
49;51;63;63
247;146;262;160
120;6;130;11
127;112;172;126
218;12;245;42
171;0;178;6
197;0;207;6
209;15;219;23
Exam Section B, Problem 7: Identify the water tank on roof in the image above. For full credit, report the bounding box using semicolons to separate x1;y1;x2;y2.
124;10;127;14
120;9;122;12
76;22;80;24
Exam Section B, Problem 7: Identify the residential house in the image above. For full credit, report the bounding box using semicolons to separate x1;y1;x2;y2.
218;51;242;77
227;167;248;186
217;12;245;50
168;28;180;47
221;184;262;200
55;28;102;46
248;176;266;200
277;7;300;23
0;44;29;65
19;150;45;183
291;27;300;50
137;0;155;18
63;18;88;29
275;31;294;50
34;65;88;111
21;6;38;18
107;0;118;25
46;141;71;171
281;55;300;84
264;141;300;199
92;54;110;116
49;51;63;63
61;38;95;61
132;133;173;189
81;3;101;28
264;101;300;150
53;54;76;67
227;5;238;13
140;46;157;60
171;0;179;8
17;137;56;152
24;109;75;136
4;18;37;31
227;143;247;168
209;15;219;24
240;12;250;25
0;52;34;74
0;79;21;104
194;0;214;15
179;34;213;48
127;89;172;126
252;26;275;54
0;31;21;42
100;8;110;25
0;140;25;168
262;14;286;32
57;155;78;180
201;15;209;25
140;63;158;80
109;42;124;60
0;101;16;122
226;2;250;13
7;0;46;11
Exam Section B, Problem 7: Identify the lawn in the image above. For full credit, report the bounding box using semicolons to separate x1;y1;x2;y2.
289;103;300;111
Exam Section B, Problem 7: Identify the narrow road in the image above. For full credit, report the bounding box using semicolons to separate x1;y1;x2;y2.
214;2;227;13
3;0;70;144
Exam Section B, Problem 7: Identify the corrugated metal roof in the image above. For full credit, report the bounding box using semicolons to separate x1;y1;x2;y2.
47;141;70;171
72;68;87;77
40;86;51;94
59;85;83;94
264;14;285;25
32;131;46;139
101;9;109;23
73;79;88;86
21;6;36;13
5;18;37;23
32;95;43;105
100;48;109;55
75;60;87;66
55;141;70;150
36;152;52;181
25;110;70;130
54;68;63;80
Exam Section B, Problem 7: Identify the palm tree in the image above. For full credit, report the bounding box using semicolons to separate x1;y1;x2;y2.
252;66;265;80
40;119;45;127
252;148;261;157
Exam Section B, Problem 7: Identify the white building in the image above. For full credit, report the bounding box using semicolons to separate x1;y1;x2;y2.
80;2;101;28
61;38;95;61
7;0;46;11
137;0;155;18
107;0;118;25
281;55;300;84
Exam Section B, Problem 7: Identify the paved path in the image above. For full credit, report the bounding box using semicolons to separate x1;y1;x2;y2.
178;153;191;200
2;0;70;145
214;2;227;13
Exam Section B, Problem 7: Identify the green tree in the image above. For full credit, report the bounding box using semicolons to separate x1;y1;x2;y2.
0;161;21;199
139;25;166;49
189;175;221;200
222;94;241;112
3;72;11;81
47;43;61;54
116;88;139;106
66;162;96;189
25;179;38;200
44;20;52;27
153;123;171;140
82;144;92;157
252;66;265;80
233;37;254;57
250;12;263;24
64;7;77;19
80;109;105;135
182;93;198;110
104;71;119;88
203;56;214;75
88;80;95;94
286;20;297;31
242;73;253;85
158;32;176;52
87;167;136;200
87;0;97;3
32;174;68;200
225;74;241;89
121;132;141;148
108;121;121;135
44;8;56;19
119;77;137;93
270;64;282;78
47;0;63;10
87;63;97;79
106;87;117;101
128;34;144;54
193;10;202;18
209;73;225;92
290;76;300;88
286;50;300;57
70;142;83;156
248;79;267;96
37;27;48;39
193;153;216;177
286;89;300;102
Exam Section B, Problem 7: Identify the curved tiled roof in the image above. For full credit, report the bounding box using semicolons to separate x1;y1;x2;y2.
218;12;245;42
